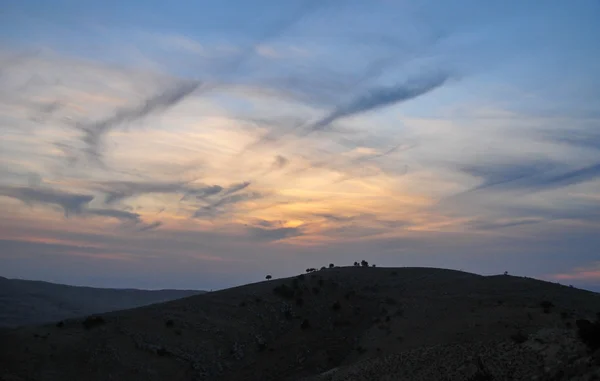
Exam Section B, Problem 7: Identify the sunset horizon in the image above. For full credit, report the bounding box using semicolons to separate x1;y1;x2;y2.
2;0;599;292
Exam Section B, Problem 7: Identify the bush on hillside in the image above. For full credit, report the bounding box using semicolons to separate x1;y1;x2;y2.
576;319;600;352
540;300;554;313
82;316;106;330
273;284;295;299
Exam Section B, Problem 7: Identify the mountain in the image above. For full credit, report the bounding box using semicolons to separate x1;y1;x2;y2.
0;267;599;381
0;276;204;328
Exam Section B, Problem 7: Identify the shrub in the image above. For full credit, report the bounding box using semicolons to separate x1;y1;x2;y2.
273;284;295;299
361;260;369;267
576;319;600;352
354;262;359;266
332;301;341;311
391;271;398;276
292;278;300;289
300;319;311;330
329;263;334;268
82;316;106;330
320;266;326;271
55;321;64;328
156;346;171;357
510;331;528;344
540;300;554;313
297;274;305;281
296;297;304;307
312;286;320;295
372;264;376;267
265;275;272;280
165;319;175;328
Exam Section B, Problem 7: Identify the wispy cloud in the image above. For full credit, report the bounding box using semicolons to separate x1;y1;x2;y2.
551;263;600;281
309;72;450;131
223;181;251;195
462;160;600;193
0;185;93;217
77;80;200;162
85;208;141;223
138;221;163;232
247;226;304;241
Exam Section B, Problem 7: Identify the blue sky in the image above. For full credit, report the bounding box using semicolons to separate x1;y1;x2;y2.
1;0;599;291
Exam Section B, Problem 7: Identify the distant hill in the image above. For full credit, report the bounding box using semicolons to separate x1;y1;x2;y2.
0;276;204;328
0;267;599;381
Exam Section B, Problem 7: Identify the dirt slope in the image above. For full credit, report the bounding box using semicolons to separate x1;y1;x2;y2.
0;267;598;381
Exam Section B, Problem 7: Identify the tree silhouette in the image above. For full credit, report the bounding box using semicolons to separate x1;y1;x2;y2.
361;260;369;267
265;275;272;280
329;263;334;268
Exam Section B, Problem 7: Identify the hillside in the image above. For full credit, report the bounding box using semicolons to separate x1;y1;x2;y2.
0;276;203;328
0;267;599;381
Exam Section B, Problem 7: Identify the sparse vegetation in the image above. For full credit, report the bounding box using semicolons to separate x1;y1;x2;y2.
576;319;600;352
510;331;528;344
273;284;295;299
540;300;554;313
156;346;171;357
82;315;106;330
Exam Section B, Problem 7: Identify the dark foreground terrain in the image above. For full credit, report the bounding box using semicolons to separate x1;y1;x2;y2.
0;276;203;328
1;267;599;380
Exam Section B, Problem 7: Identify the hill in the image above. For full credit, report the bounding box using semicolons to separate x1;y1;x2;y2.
0;276;203;328
0;267;599;381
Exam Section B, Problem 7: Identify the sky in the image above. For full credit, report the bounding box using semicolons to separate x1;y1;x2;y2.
1;0;599;291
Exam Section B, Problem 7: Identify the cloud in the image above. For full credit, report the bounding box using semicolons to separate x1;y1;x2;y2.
552;263;600;281
0;185;93;217
247;226;303;241
193;191;262;218
272;155;289;170
0;185;164;228
467;217;544;231
310;72;450;131
77;80;200;161
544;129;600;152
98;181;189;204
223;181;251;195
138;221;163;232
85;208;141;223
97;181;229;204
185;185;224;200
462;160;600;193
